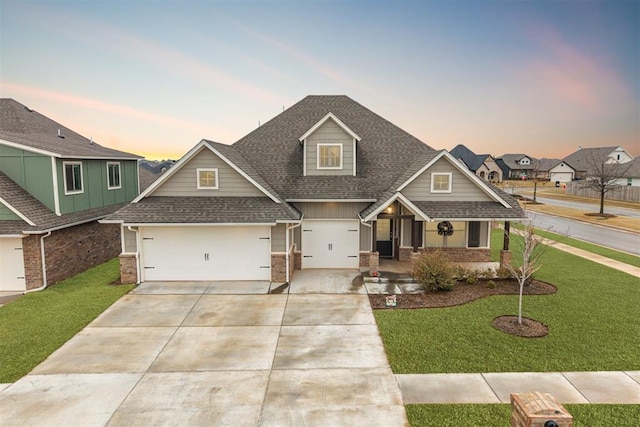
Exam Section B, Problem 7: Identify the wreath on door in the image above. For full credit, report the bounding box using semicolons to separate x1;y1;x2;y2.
437;221;454;236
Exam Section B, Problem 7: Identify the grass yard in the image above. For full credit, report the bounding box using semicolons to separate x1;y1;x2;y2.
376;240;640;373
406;404;640;427
0;259;134;383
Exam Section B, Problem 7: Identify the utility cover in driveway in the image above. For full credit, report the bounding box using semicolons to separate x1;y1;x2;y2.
141;226;271;281
301;220;359;269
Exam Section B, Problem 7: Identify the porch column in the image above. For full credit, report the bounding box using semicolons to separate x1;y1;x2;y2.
372;220;377;252
503;221;510;250
412;219;418;251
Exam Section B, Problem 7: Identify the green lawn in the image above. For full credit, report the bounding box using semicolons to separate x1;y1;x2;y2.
0;259;134;383
406;404;640;427
376;243;640;373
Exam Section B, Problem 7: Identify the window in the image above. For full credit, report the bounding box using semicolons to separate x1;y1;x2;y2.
431;172;452;193
107;162;121;190
317;144;342;169
63;162;83;194
197;168;218;189
628;178;633;186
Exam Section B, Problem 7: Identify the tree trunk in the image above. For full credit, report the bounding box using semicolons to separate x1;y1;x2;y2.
599;190;605;214
533;180;537;203
518;278;524;324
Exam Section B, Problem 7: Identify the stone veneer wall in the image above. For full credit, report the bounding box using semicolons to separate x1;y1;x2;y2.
119;254;138;284
359;252;370;268
398;247;413;262
24;221;121;290
414;247;491;262
500;250;512;267
271;253;287;283
294;251;302;270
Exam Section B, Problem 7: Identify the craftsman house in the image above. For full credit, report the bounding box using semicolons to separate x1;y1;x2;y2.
0;99;141;292
104;96;523;284
496;154;536;180
450;144;502;183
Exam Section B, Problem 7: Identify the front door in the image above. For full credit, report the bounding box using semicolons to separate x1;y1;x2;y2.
376;219;393;258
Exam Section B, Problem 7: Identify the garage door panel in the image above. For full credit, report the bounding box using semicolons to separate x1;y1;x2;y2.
301;220;359;269
141;226;271;281
0;238;26;291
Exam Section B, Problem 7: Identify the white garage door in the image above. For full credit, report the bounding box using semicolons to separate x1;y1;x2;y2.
550;172;573;183
301;220;359;269
0;238;26;291
141;226;271;281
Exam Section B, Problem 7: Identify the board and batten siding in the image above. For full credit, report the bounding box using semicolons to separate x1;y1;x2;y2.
292;202;370;219
0;204;21;220
401;158;493;202
123;227;137;253
0;145;55;212
153;148;263;197
360;222;371;251
271;223;286;252
305;119;354;176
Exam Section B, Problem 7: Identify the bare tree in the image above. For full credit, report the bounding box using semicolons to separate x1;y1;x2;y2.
581;153;632;215
503;220;546;324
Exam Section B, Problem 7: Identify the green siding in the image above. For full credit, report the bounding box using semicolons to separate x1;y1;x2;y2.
57;158;139;214
0;204;21;220
0;145;55;211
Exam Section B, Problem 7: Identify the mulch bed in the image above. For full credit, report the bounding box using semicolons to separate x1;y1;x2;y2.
368;279;556;310
492;315;549;338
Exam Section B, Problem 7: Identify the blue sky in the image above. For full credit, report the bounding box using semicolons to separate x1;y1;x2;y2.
1;0;638;160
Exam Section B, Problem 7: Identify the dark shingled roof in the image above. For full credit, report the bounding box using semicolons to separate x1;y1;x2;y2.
233;95;435;199
0;98;142;159
0;171;126;233
562;146;627;174
450;144;491;172
105;196;301;224
412;201;524;220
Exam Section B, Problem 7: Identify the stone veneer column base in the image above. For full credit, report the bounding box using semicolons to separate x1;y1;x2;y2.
368;251;379;275
119;254;138;284
416;247;491;262
271;253;287;283
500;250;512;267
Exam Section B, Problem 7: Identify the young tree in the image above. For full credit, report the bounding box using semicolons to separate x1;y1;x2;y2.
503;220;546;324
581;152;632;215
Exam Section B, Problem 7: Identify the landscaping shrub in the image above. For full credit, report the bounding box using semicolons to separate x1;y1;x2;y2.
486;280;496;289
412;250;456;292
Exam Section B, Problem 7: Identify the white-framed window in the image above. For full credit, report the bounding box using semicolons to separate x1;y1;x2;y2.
317;143;342;169
431;172;452;193
107;162;121;190
63;161;83;195
197;168;218;189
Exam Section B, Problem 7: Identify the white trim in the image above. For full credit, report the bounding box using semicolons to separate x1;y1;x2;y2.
298;112;361;142
115;222;278;227
196;168;219;190
363;193;431;222
107;161;122;190
396;150;511;208
317;143;343;170
62;161;83;195
430;172;452;193
0;139;140;160
428;217;522;222
0;234;23;238
51;157;61;215
286;199;376;203
352;138;357;176
303;140;307;176
0;197;36;226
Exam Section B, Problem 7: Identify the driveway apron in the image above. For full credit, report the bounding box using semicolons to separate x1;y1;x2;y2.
0;273;407;427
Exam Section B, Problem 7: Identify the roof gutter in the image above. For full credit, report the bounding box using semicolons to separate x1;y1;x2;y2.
23;215;110;235
24;231;51;294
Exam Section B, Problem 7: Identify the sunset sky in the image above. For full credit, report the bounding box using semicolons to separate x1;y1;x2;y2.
1;0;638;160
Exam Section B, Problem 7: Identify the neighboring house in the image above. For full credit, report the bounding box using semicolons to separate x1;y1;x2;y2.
613;157;640;187
0;99;142;292
139;167;162;191
139;159;175;174
450;144;502;183
562;146;634;180
548;160;576;183
496;154;535;180
104;96;524;284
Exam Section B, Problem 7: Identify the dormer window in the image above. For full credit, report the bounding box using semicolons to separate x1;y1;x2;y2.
317;144;342;169
197;168;218;189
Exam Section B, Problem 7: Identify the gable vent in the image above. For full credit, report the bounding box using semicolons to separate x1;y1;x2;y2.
57;129;65;139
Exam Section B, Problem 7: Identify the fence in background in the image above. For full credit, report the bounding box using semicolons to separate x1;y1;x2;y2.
565;181;640;202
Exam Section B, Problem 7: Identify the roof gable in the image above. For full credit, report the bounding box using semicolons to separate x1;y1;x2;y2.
299;112;361;142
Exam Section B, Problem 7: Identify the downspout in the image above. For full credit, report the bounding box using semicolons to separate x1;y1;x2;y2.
24;231;52;294
128;226;141;284
358;214;372;252
285;220;303;283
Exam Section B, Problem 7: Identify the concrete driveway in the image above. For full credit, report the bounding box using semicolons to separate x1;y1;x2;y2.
0;271;407;426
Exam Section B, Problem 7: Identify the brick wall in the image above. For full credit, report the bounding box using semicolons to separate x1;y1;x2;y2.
23;235;44;290
415;247;491;262
359;252;369;268
398;247;413;262
271;253;286;283
294;251;301;270
368;251;379;274
500;250;512;267
119;253;138;284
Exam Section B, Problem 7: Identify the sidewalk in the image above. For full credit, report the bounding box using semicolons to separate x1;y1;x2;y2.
397;371;640;404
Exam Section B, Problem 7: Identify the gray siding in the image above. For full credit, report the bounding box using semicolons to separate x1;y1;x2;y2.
359;223;371;251
294;225;301;250
478;221;489;247
293;202;369;219
401;218;412;246
402;158;493;202
123;227;137;253
271;223;286;252
305;120;354;176
153;148;264;197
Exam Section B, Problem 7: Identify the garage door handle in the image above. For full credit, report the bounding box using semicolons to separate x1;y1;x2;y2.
348;229;358;232
348;256;357;258
328;243;333;251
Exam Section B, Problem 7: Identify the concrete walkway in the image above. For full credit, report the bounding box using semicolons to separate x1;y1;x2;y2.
0;272;408;427
398;371;640;404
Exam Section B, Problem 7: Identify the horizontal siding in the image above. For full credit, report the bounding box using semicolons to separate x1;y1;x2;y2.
123;227;137;252
293;202;370;219
306;120;354;176
154;148;264;197
271;223;286;252
402;158;493;202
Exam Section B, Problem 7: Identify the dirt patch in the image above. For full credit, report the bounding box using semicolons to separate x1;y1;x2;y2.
492;315;549;338
368;279;556;309
584;212;616;219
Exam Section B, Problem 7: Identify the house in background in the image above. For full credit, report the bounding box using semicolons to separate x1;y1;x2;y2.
562;146;634;180
105;96;523;285
548;160;576;183
496;154;535;180
0;99;142;292
449;144;502;183
614;158;640;187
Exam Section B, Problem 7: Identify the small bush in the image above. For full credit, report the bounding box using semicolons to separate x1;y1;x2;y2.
496;266;511;279
412;250;456;292
486;280;496;289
